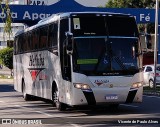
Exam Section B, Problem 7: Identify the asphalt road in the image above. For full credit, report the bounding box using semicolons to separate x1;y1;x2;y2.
0;81;160;127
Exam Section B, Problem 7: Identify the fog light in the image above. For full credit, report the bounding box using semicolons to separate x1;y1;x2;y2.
74;83;91;90
74;83;81;89
131;82;142;89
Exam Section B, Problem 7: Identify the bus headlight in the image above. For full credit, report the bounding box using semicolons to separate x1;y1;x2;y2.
74;83;91;90
131;82;142;89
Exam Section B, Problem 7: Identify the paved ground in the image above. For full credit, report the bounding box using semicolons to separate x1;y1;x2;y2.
0;79;13;83
0;81;160;126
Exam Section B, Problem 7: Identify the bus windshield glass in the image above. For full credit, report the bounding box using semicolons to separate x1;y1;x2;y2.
73;37;139;76
71;14;139;76
71;15;106;36
71;14;138;37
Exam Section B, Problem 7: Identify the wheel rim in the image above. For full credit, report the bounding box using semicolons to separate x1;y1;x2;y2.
53;90;58;103
149;80;154;88
53;87;66;111
53;88;60;108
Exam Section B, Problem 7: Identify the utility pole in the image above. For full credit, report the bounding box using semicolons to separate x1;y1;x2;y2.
154;0;159;91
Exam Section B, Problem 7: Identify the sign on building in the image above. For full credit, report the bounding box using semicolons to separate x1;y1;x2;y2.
26;0;48;5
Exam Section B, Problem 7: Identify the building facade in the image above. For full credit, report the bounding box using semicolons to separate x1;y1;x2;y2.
0;23;24;49
9;0;108;7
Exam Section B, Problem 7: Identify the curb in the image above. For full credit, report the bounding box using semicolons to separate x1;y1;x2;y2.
143;92;160;96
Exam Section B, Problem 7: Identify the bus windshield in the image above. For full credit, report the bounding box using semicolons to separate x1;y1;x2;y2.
71;14;138;37
71;14;139;76
73;37;139;76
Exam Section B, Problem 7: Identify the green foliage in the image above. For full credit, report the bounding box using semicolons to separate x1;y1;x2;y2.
0;74;13;79
138;24;145;33
106;0;129;8
0;47;13;70
105;0;155;8
105;0;156;33
0;0;12;37
4;2;12;37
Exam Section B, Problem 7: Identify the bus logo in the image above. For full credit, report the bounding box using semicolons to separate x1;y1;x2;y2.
29;68;45;81
29;54;44;67
109;84;113;88
94;80;109;86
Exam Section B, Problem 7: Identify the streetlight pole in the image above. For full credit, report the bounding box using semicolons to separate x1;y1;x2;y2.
154;0;159;91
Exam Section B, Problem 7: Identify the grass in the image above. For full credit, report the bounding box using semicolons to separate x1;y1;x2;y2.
144;86;160;91
0;74;13;79
143;86;160;96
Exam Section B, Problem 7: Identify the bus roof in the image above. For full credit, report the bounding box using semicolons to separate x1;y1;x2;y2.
15;12;133;37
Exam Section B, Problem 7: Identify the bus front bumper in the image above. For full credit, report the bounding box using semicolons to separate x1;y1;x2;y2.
71;86;143;106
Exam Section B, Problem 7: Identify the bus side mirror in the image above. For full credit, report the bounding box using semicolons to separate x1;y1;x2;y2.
66;32;73;55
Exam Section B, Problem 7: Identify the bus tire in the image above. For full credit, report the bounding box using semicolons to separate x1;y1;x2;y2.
53;85;66;111
22;80;32;101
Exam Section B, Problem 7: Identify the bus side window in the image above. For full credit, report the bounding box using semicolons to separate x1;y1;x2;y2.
32;30;39;50
18;35;23;53
14;37;18;54
27;33;32;51
60;18;71;81
39;26;48;49
26;33;29;52
17;36;20;53
48;23;58;48
48;24;54;47
23;34;27;52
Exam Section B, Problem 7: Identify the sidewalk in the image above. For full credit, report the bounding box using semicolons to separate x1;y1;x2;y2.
0;79;13;84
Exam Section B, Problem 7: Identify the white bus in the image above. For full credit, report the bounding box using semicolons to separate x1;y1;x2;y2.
14;12;143;111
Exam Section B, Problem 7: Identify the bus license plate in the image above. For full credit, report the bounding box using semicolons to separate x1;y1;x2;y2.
105;94;118;100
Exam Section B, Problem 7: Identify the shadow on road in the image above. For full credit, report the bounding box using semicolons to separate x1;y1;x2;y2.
0;84;15;92
64;105;140;116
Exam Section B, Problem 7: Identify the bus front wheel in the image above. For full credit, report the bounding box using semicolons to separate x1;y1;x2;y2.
53;86;66;111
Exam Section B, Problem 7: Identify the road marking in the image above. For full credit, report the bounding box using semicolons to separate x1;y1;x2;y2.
14;104;20;106
35;111;54;117
13;104;54;117
143;95;160;99
120;104;139;108
69;123;81;127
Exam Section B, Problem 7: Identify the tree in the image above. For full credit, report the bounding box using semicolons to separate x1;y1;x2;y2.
0;1;12;76
0;0;12;37
0;47;13;76
105;0;156;33
106;0;155;8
